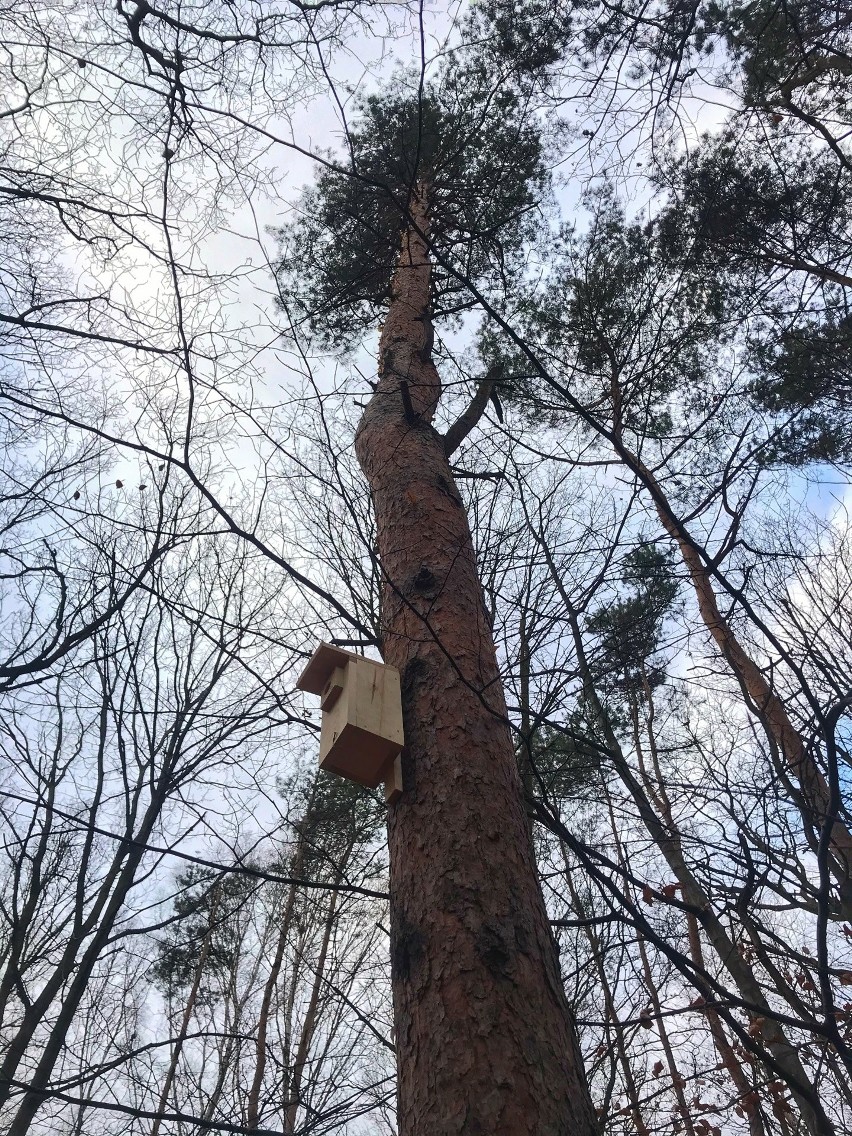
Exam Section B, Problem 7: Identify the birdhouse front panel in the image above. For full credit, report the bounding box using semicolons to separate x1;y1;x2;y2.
297;644;404;790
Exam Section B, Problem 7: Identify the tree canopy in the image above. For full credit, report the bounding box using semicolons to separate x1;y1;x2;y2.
275;73;548;346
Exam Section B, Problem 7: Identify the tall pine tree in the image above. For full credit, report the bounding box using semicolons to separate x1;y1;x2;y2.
276;70;598;1136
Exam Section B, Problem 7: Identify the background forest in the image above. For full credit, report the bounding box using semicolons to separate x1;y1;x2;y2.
1;0;851;1133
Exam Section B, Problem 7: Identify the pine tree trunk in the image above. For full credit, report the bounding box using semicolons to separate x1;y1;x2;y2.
355;187;597;1136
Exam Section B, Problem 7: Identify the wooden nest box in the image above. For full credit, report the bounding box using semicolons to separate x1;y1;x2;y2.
297;643;404;802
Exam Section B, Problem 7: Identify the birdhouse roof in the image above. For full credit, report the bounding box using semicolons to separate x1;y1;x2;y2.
296;642;366;694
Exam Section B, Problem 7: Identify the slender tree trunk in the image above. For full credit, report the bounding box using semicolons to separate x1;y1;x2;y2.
1;787;168;1134
629;449;852;901
152;886;220;1136
247;899;293;1130
247;806;312;1130
593;371;852;901
561;848;649;1136
603;782;697;1136
639;680;766;1135
518;602;534;799
284;886;339;1134
556;604;832;1136
635;932;697;1136
686;914;766;1136
355;187;597;1135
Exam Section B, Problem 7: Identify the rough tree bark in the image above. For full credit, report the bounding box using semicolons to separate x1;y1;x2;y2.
354;187;597;1135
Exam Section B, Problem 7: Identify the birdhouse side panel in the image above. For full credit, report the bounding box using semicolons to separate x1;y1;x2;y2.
352;660;404;747
379;665;404;746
